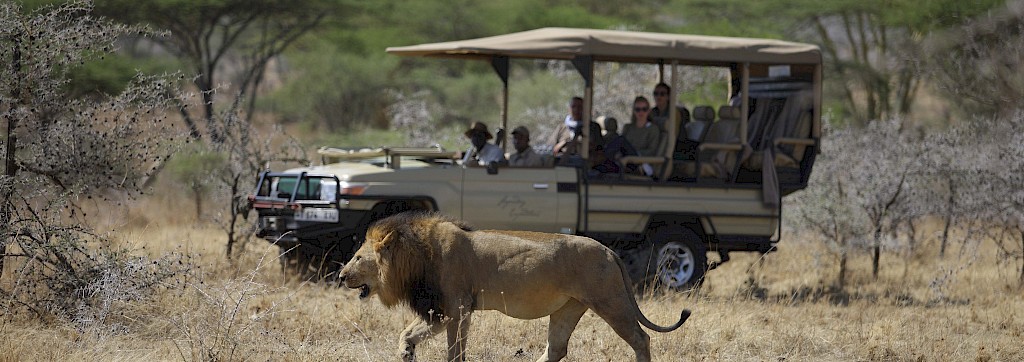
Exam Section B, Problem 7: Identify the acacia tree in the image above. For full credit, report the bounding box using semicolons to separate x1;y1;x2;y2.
787;120;924;285
849;119;921;277
670;0;1002;124
209;98;306;260
959;113;1024;285
787;125;870;288
94;0;334;142
0;1;190;324
797;0;1002;123
925;0;1024;118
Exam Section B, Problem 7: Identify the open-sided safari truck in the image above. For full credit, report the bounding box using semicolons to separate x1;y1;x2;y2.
250;28;822;289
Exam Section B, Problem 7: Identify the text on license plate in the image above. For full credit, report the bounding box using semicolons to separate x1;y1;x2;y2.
296;208;339;222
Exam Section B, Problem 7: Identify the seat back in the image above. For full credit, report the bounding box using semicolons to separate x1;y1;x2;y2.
683;122;705;142
691;106;742;179
693;105;715;122
687;106;715;141
780;90;814;162
706;106;741;144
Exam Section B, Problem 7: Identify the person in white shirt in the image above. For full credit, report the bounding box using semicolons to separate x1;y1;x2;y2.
463;121;506;166
548;97;583;157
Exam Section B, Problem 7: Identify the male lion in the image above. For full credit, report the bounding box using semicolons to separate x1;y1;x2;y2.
339;212;690;362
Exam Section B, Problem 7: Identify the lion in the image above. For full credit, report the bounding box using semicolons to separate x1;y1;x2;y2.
339;211;691;362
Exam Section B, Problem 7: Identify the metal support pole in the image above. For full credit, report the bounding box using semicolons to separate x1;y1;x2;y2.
571;55;593;160
741;62;750;145
491;56;510;153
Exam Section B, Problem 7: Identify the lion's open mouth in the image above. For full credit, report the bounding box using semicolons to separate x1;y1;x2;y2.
358;284;370;299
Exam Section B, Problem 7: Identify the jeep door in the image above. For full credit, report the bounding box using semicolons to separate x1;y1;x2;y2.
461;166;567;232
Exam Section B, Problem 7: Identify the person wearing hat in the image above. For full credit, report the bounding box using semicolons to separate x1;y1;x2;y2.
508;126;544;167
462;121;506;166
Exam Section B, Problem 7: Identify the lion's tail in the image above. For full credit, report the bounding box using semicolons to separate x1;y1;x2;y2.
614;256;691;333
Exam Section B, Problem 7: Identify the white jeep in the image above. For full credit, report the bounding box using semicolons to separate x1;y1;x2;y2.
250;28;822;289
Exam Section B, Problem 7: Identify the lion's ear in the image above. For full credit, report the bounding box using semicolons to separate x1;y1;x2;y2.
374;230;399;256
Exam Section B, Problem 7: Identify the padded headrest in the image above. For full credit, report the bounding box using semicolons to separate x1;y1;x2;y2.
692;106;715;122
718;105;741;120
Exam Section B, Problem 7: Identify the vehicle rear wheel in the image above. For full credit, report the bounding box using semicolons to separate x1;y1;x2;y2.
279;246;341;281
279;246;311;278
649;228;707;291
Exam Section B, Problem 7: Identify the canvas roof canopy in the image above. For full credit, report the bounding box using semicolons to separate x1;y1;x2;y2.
386;27;821;66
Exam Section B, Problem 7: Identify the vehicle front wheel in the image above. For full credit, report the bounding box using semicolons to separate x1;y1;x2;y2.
650;229;707;291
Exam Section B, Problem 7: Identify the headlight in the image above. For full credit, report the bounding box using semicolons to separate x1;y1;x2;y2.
340;182;369;195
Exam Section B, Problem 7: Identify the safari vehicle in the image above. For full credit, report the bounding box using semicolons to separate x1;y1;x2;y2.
250;28;822;289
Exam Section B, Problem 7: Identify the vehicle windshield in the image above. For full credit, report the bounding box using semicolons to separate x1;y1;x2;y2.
264;175;338;201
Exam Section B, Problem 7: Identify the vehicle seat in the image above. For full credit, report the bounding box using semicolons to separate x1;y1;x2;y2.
742;90;815;171
671;106;744;180
710;105;742;143
685;105;714;142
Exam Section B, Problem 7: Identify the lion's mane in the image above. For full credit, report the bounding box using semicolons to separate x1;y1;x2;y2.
367;211;472;320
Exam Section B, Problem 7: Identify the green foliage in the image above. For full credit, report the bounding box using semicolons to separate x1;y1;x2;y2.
309;127;411;149
925;1;1024;117
263;50;397;130
881;0;1005;32
668;0;1004;125
165;144;227;220
668;0;1003;36
73;0;1010;136
508;1;623;30
267;0;647;133
165;145;226;193
67;53;179;98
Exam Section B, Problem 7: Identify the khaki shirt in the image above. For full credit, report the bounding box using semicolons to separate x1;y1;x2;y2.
623;122;661;156
509;147;545;167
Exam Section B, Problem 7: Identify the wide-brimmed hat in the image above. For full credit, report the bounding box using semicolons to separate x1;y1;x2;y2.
464;121;493;139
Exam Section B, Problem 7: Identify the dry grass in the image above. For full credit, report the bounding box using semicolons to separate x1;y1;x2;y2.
2;196;1022;361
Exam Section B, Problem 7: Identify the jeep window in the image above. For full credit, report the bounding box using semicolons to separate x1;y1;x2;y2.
270;176;337;201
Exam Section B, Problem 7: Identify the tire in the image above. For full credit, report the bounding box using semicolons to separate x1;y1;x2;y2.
278;246;313;279
648;228;708;291
278;245;342;281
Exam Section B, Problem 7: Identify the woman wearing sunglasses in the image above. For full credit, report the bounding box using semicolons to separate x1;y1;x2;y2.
650;82;686;129
622;96;661;159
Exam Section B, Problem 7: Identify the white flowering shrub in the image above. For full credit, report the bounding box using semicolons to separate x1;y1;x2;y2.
788;109;1024;288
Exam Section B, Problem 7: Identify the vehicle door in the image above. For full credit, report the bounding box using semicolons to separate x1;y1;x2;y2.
461;165;561;232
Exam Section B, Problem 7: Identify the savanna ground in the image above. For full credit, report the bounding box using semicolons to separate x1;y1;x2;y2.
1;185;1021;362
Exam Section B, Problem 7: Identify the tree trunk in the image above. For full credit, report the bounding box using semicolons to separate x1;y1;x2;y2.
197;72;222;144
872;228;882;279
1019;230;1024;287
940;214;952;258
903;224;914;281
940;181;955;257
193;187;203;221
225;174;242;260
1;35;23;279
907;219;918;255
838;251;848;289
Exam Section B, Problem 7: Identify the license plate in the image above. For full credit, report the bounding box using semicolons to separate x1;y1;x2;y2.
295;208;339;222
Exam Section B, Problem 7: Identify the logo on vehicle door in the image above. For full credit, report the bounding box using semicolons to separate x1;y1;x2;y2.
498;195;539;219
